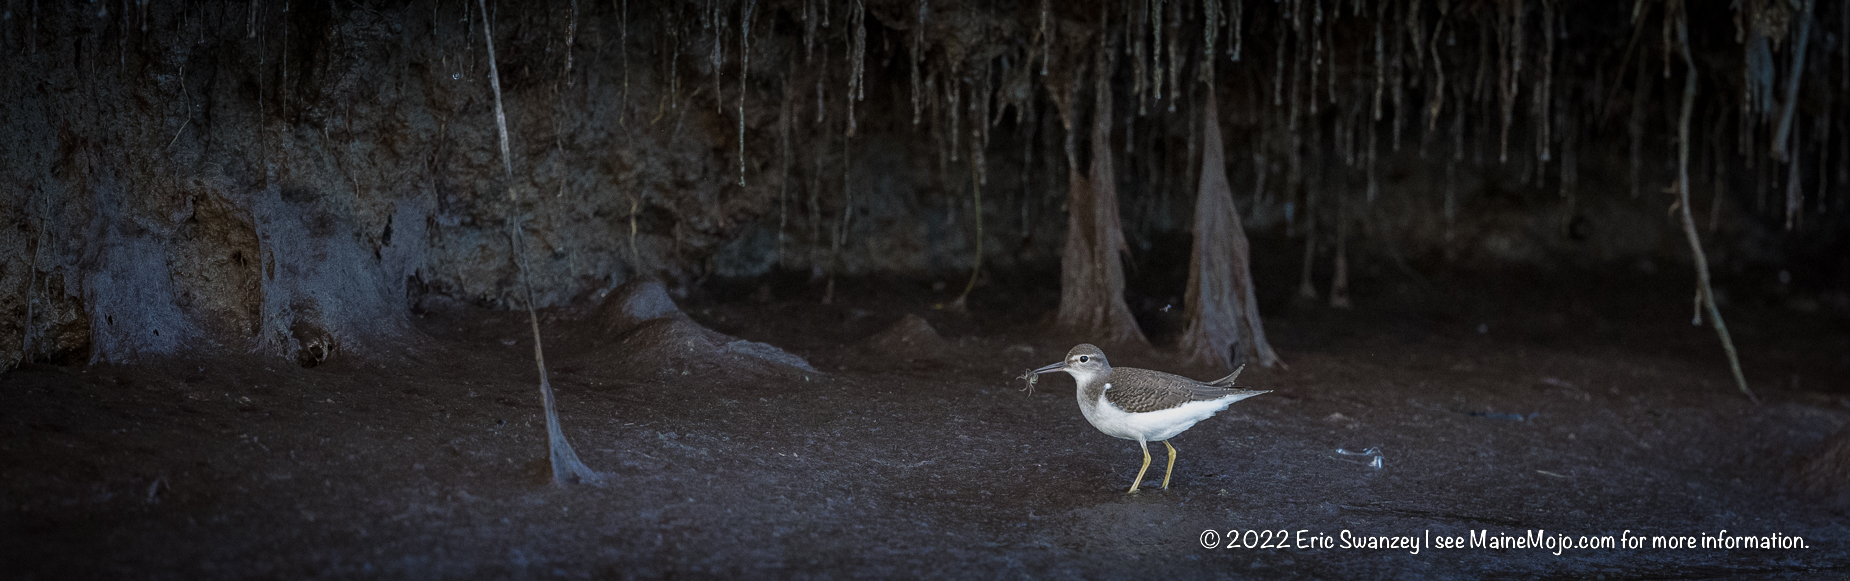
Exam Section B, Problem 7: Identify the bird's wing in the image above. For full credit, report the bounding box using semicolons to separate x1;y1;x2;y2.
1103;368;1270;413
1099;369;1207;413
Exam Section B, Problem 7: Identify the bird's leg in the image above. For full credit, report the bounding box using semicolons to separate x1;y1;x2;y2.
1129;440;1152;493
1161;441;1178;489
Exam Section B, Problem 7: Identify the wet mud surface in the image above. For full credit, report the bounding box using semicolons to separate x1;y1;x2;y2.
4;268;1849;579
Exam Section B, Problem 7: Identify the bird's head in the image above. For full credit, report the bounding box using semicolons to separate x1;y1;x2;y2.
1031;343;1111;386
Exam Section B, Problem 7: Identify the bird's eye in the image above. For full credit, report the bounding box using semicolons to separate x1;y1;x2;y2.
1078;355;1090;363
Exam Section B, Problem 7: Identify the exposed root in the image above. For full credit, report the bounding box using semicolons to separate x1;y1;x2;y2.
477;0;601;486
1671;4;1756;404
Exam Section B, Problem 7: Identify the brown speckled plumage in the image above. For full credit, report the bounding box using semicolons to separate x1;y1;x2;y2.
1092;367;1271;414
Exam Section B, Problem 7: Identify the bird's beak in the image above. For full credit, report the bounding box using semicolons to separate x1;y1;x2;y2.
1031;361;1066;375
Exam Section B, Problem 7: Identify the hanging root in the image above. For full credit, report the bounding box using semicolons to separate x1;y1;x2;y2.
1330;199;1351;309
1426;1;1449;133
911;0;927;126
477;0;601;485
628;194;642;267
846;0;867;137
1201;0;1219;86
1787;124;1804;230
1152;0;1166;106
563;0;578;85
1536;0;1554;164
1230;0;1244;62
1039;0;1050;76
1389;0;1406;151
23;188;43;363
1497;0;1524;163
1134;0;1149;115
1671;4;1756;404
1773;0;1815;163
778;70;794;266
1373;1;1385;120
739;0;756;187
951;138;984;310
951;68;991;311
1166;0;1181;110
621;0;629;107
828;129;855;305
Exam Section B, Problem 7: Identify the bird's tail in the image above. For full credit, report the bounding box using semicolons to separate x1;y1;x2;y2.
1206;364;1246;388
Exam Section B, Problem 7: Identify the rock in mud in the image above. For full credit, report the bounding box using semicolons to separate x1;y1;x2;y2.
593;279;683;334
865;314;950;361
592;280;814;381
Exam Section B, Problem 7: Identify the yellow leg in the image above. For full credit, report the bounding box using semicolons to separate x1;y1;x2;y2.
1128;441;1152;493
1161;441;1178;489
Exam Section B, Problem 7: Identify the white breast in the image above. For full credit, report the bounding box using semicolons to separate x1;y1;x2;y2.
1079;385;1239;443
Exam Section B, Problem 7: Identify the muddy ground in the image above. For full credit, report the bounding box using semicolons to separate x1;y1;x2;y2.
3;262;1849;579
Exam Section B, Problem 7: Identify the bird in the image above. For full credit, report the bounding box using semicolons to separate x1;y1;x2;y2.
1030;343;1269;493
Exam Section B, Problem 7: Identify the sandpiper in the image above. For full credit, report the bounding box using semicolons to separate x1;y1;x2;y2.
1031;344;1269;493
